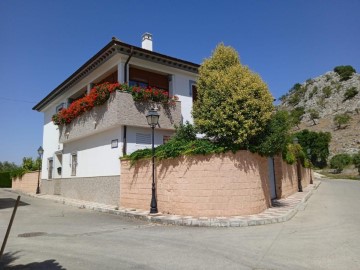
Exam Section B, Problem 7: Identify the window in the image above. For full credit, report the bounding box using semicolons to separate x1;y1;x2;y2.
71;153;77;176
163;135;171;144
136;133;151;145
48;158;53;179
189;80;197;102
56;103;65;113
129;67;169;90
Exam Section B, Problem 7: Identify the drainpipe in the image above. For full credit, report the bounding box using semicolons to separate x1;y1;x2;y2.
122;125;127;156
124;47;134;83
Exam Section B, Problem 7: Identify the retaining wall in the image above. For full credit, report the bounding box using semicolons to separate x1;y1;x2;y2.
41;175;120;206
12;171;39;194
120;151;312;217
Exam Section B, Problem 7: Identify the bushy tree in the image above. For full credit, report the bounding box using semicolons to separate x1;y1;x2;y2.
290;107;305;128
334;65;356;81
0;161;19;172
333;113;351;129
192;43;274;146
330;154;352;173
294;129;331;168
308;109;319;125
352;152;360;175
249;110;292;156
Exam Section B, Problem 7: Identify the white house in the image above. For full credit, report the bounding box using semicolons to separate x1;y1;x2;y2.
33;33;199;205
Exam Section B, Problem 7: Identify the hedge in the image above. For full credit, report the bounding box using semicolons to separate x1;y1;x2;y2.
0;172;12;188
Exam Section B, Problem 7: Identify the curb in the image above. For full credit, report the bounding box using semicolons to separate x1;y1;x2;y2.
3;180;321;227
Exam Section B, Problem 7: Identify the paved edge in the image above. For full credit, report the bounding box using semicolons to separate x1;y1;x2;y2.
3;180;321;227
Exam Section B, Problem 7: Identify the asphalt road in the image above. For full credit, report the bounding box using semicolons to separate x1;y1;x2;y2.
0;178;360;270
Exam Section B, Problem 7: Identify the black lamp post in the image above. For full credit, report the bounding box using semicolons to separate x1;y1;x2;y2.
146;108;160;214
293;137;303;192
307;148;313;184
36;146;44;194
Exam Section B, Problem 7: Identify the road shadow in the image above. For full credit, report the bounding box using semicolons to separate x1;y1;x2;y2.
0;198;29;210
0;252;66;269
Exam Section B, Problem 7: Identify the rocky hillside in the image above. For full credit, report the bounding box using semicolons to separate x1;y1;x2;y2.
279;67;360;156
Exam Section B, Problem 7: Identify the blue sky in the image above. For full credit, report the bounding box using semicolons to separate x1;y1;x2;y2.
0;0;359;164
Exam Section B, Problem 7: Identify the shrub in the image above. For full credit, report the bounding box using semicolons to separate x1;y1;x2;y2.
317;96;326;108
334;65;356;81
330;154;352;173
322;86;332;98
333;113;351;129
352;152;360;175
0;172;11;188
309;86;318;99
172;121;197;142
343;87;359;101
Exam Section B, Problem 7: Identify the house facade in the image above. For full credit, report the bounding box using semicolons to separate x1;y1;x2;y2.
33;34;199;204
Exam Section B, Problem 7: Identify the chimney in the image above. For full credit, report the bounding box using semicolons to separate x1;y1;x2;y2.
141;32;153;51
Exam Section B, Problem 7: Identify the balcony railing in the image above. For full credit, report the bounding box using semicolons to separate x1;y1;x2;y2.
58;91;181;143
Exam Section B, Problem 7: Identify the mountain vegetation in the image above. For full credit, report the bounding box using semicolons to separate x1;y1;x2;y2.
279;65;360;158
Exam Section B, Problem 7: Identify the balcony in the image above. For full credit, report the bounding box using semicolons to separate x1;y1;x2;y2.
58;91;181;143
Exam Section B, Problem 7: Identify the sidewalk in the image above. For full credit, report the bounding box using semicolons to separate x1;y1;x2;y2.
6;180;321;227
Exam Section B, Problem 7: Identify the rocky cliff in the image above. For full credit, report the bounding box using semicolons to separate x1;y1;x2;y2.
279;69;360;156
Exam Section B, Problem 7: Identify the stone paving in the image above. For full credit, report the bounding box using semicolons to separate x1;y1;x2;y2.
6;179;321;227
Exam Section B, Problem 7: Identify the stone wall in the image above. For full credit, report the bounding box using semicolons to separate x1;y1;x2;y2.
41;175;120;206
120;151;312;217
59;91;181;143
12;171;40;194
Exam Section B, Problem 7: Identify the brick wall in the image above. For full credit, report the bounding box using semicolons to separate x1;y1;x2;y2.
12;171;40;194
273;156;312;198
120;151;313;217
120;151;273;217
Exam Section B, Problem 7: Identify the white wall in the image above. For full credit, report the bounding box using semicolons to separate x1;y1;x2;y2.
39;53;197;179
41;105;62;179
172;74;195;124
59;127;122;178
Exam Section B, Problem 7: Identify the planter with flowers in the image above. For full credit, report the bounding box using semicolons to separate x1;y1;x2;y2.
52;82;179;126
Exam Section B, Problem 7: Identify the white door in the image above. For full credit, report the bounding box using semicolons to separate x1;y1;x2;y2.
268;158;276;199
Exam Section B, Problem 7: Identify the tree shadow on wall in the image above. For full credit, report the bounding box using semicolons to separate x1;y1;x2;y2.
0;252;66;270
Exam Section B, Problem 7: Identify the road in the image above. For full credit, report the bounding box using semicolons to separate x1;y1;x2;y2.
1;179;360;270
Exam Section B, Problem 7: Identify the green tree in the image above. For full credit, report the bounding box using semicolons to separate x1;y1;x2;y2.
192;43;274;146
0;161;19;172
330;154;352;173
308;109;319;125
333;113;351;129
352;152;360;175
334;65;356;81
249;110;292;156
294;129;331;168
289;107;305;129
22;157;41;171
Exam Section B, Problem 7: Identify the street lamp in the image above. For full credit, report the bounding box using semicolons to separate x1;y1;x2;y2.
146;108;160;214
307;148;313;184
293;137;303;192
36;146;44;194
